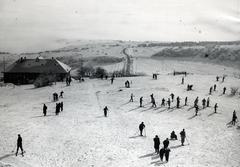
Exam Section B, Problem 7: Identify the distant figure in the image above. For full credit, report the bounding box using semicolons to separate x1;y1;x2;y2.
111;77;114;84
209;87;213;95
194;97;199;107
104;106;108;117
165;147;171;162
105;75;108;80
213;84;217;91
176;96;180;108
202;98;206;109
184;97;188;106
170;93;174;102
181;77;184;84
139;122;145;136
153;135;160;153
59;91;64;98
43;104;47;116
159;147;165;161
140;97;143;107
60;102;63;111
216;76;219;82
180;129;186;146
125;80;130;88
167;98;171;109
195;104;199;116
161;98;165;106
170;131;177;140
223;87;226;94
206;97;210;107
152;98;157;108
55;103;60;115
232;110;238;125
214;103;218;113
150;94;154;103
16;134;24;156
163;138;169;149
222;76;225;82
130;93;134;102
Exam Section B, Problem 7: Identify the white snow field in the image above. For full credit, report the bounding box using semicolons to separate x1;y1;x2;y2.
0;58;240;167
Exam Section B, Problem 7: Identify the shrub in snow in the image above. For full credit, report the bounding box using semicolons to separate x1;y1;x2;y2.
230;87;239;96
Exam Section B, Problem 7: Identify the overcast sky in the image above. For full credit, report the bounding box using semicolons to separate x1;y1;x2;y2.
0;0;240;53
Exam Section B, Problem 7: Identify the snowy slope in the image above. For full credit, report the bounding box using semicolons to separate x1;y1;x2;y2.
0;58;240;167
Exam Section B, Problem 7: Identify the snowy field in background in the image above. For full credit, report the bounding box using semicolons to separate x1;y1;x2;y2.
0;58;240;167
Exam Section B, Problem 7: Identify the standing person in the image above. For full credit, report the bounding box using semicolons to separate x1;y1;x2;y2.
163;138;169;149
232;110;238;126
213;84;217;91
110;77;114;84
202;98;206;109
216;76;219;82
222;76;225;82
153;135;160;153
161;98;165;106
170;131;177;140
59;91;64;98
206;97;210;107
130;93;134;102
170;93;174;102
103;106;108;117
195;104;199;116
43;104;47;116
55;103;60;115
181;77;184;84
150;94;154;103
176;96;180;108
209;87;213;95
223;87;227;94
180;129;186;146
159;147;165;161
194;97;199;107
152;97;157;108
140;97;143;107
139;122;145;136
15;134;24;156
167;98;171;109
185;97;188;106
60;102;63;112
165;147;171;162
214;103;218;113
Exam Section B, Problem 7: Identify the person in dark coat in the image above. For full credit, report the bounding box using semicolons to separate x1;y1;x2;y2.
209;87;213;95
170;131;177;140
163;138;169;149
195;104;199;116
16;134;24;156
213;84;217;91
184;97;188;106
167;98;171;109
43;104;47;116
130;93;134;102
181;77;184;84
180;129;186;146
170;93;174;102
194;97;199;107
216;76;219;81
60;102;63;112
152;97;157;108
153;135;160;153
59;91;64;98
165;147;171;162
140;97;143;107
56;103;60;115
232;110;238;125
222;76;225;82
150;94;154;103
159;147;165;161
161;98;165;106
223;87;226;94
111;76;114;84
176;96;180;108
214;103;218;113
202;98;206;109
139;122;145;136
206;97;210;107
104;106;108;117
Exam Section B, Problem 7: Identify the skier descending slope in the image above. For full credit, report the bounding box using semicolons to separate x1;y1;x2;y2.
15;134;24;156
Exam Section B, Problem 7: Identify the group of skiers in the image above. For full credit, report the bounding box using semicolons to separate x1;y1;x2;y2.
43;91;64;116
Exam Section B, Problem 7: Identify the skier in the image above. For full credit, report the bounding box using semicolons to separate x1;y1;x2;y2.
170;93;174;102
163;138;169;149
55;103;60;115
140;97;143;107
206;97;210;107
103;106;108;117
167;98;171;109
209;87;213;95
194;97;199;107
150;94;154;103
161;98;165;106
59;91;64;98
153;135;160;153
130;93;134;102
232;110;238;126
15;134;24;156
214;103;218;113
202;98;206;109
223;87;226;94
176;96;180;108
159;147;165;161
181;77;184;84
195;104;199;116
152;97;157;108
43;104;47;116
60;102;63;112
170;131;177;140
184;97;188;106
180;129;186;146
165;147;171;162
213;84;217;91
216;76;219;82
139;122;145;136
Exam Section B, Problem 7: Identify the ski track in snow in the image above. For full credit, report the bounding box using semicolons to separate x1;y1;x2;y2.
0;58;240;167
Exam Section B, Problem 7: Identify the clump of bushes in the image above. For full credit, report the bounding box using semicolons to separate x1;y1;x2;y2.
34;74;56;88
230;87;239;96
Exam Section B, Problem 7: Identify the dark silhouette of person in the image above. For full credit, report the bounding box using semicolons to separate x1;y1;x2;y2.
195;105;199;116
161;98;165;106
59;91;64;98
152;98;157;108
170;93;174;102
16;134;24;156
232;110;238;125
170;131;177;140
202;98;206;109
167;98;171;109
216;76;219;81
163;138;169;149
153;135;160;153
60;102;63;112
213;84;216;91
139;122;145;136
104;106;108;117
176;96;180;108
206;97;210;107
130;93;134;102
165;147;171;162
209;87;213;95
185;97;188;106
140;97;143;107
159;147;165;161
223;87;226;94
214;103;218;113
181;77;184;84
180;129;186;146
43;104;47;116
